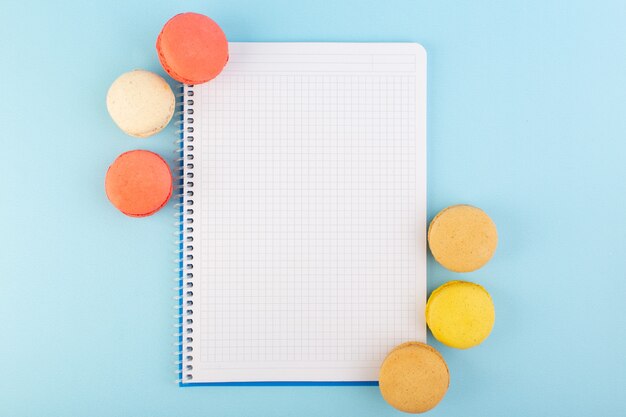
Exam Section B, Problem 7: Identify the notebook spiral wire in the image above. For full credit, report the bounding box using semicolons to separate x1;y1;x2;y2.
173;84;195;384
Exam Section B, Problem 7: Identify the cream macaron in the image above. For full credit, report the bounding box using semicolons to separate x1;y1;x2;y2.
106;69;175;138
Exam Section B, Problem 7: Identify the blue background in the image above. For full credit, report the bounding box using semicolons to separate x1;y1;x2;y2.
1;0;625;415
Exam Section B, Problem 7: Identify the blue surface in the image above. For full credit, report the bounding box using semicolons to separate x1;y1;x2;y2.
1;0;625;415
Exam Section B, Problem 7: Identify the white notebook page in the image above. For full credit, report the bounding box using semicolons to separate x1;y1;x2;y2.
181;43;427;383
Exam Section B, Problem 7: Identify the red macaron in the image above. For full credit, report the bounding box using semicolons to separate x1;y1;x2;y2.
156;12;229;84
105;150;173;217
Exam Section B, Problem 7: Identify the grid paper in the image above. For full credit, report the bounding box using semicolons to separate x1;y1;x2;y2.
182;43;427;383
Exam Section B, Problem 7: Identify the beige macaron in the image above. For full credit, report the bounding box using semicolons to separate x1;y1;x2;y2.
428;205;498;272
379;342;450;413
106;69;175;138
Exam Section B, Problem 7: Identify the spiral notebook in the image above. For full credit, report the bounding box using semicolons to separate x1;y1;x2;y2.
176;42;427;385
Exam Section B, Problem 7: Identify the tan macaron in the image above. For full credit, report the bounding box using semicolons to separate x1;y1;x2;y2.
428;205;498;272
379;342;450;413
106;69;175;138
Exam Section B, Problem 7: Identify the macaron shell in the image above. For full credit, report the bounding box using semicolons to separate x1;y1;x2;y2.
156;12;228;84
426;280;495;349
122;191;170;218
105;150;173;217
428;204;498;272
106;70;175;138
379;342;450;413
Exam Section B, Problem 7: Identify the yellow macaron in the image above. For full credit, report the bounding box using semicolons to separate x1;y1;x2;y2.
426;281;495;349
379;342;450;413
428;204;498;272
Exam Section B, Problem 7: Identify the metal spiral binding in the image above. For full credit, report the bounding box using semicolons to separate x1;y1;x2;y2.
173;84;195;384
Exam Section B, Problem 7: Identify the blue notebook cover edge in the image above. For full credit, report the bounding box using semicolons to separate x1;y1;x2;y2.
180;381;378;387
